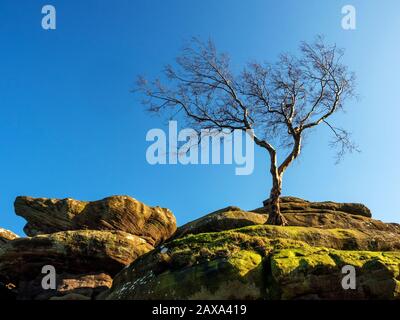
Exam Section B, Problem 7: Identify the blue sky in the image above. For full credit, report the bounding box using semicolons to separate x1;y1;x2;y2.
1;0;400;235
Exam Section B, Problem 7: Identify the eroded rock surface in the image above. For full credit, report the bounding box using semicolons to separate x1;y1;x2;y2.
0;230;153;282
259;196;372;218
174;202;400;240
0;228;19;245
17;273;113;300
4;194;400;300
0;229;153;300
103;225;400;300
1;195;179;300
15;195;176;246
173;207;267;239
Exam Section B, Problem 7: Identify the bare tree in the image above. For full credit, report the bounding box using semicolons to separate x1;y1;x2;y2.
135;36;357;225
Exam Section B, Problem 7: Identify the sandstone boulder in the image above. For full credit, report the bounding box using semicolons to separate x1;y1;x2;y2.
0;227;19;245
15;195;176;246
173;206;267;239
0;230;153;283
18;273;113;300
259;196;372;218
103;225;400;300
0;229;154;300
173;206;400;240
5;194;400;300
270;246;400;299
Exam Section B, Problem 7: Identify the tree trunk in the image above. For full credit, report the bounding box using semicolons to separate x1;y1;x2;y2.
266;159;288;226
266;174;287;226
253;133;297;226
265;133;301;226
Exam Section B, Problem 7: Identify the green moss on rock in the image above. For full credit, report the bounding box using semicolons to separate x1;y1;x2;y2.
269;243;400;299
103;225;400;300
106;250;264;300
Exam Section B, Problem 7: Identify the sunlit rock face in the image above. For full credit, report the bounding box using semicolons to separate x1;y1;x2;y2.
1;195;177;300
0;228;18;245
104;225;400;300
102;198;400;300
15;195;177;246
3;195;400;300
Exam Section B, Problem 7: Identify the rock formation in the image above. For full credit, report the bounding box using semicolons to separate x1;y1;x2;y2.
1;195;177;300
17;273;113;300
103;197;400;300
104;224;400;300
15;195;176;246
0;230;153;281
172;206;267;239
0;228;18;245
174;198;400;248
2;195;400;300
259;196;372;217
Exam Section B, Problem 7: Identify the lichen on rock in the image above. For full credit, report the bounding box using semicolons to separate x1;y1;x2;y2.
3;195;400;300
103;224;400;300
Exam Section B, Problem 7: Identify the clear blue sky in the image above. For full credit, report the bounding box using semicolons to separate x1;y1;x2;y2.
1;0;399;235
